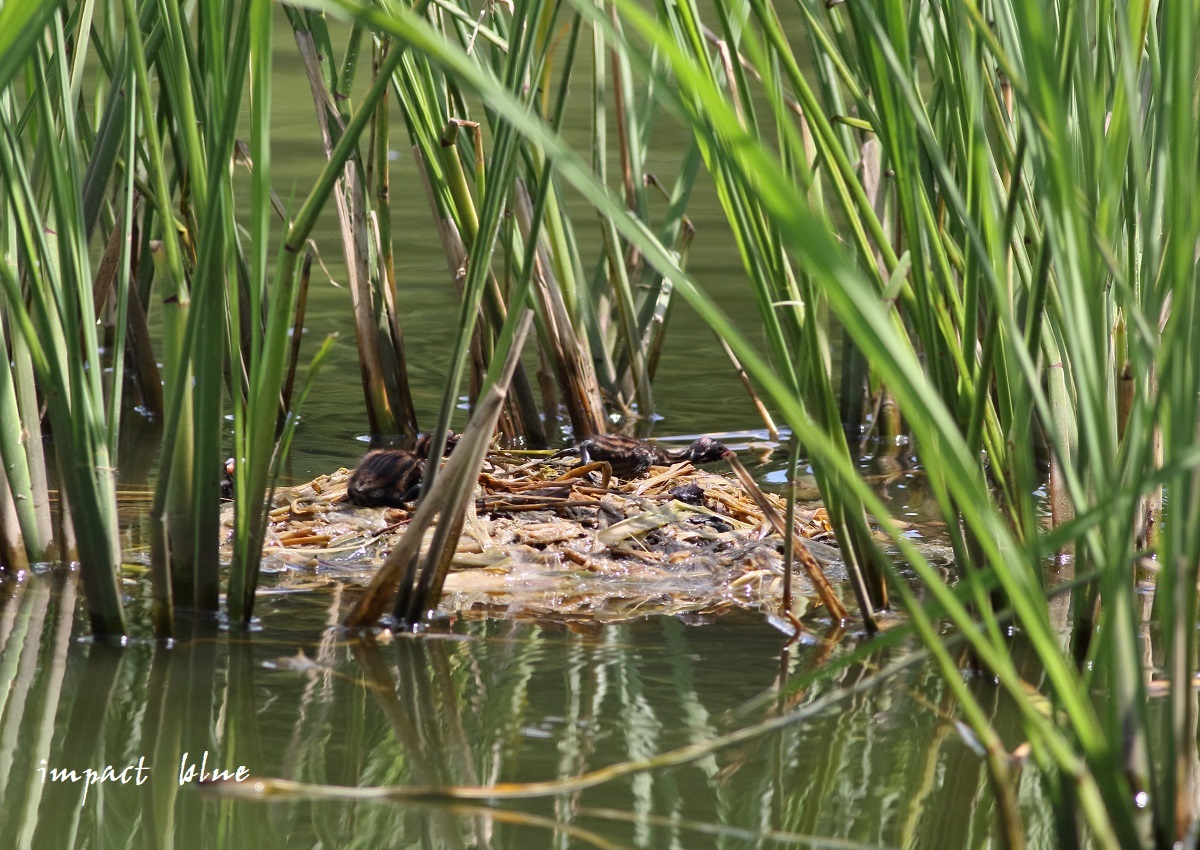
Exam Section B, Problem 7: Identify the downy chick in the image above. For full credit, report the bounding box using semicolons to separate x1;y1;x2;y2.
346;431;459;508
560;434;728;478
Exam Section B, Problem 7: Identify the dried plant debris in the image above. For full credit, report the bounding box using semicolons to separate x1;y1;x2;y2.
219;452;850;623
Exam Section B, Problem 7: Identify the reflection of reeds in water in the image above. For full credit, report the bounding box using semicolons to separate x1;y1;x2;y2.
0;576;58;840
204;614;1062;849
0;571;1079;848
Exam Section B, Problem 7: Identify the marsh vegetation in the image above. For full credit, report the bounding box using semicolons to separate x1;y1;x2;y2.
0;0;1197;846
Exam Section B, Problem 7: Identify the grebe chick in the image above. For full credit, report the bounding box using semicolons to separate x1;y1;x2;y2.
346;431;459;508
574;434;670;477
668;436;729;466
347;450;424;507
220;458;236;500
413;430;460;460
559;434;729;478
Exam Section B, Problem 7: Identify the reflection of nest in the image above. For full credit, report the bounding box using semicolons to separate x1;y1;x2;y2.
220;454;845;623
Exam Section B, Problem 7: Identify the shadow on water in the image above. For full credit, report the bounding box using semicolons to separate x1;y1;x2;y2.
0;567;1058;849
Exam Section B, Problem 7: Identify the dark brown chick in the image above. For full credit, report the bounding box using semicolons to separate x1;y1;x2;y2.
346;450;425;507
346;431;459;508
413;430;460;460
667;436;729;466
220;458;236;500
570;434;671;477
561;434;729;478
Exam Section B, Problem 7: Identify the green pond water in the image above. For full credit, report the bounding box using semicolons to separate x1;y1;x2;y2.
0;20;1062;850
0;573;1061;849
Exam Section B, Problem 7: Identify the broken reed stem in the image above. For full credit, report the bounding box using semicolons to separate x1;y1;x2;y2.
718;337;779;441
723;451;848;622
345;311;535;628
280;250;313;418
407;311;536;621
782;438;801;617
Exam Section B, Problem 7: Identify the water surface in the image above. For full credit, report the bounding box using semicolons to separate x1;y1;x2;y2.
0;572;1055;849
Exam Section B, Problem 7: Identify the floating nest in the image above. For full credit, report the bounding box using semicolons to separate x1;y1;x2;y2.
221;453;847;624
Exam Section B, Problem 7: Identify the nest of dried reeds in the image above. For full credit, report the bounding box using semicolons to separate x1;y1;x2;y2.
220;453;846;623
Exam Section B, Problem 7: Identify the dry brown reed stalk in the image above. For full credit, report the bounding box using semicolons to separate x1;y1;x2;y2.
717;338;779;440
512;180;608;437
292;25;418;441
91;200;136;322
281;250;314;418
119;226;163;416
